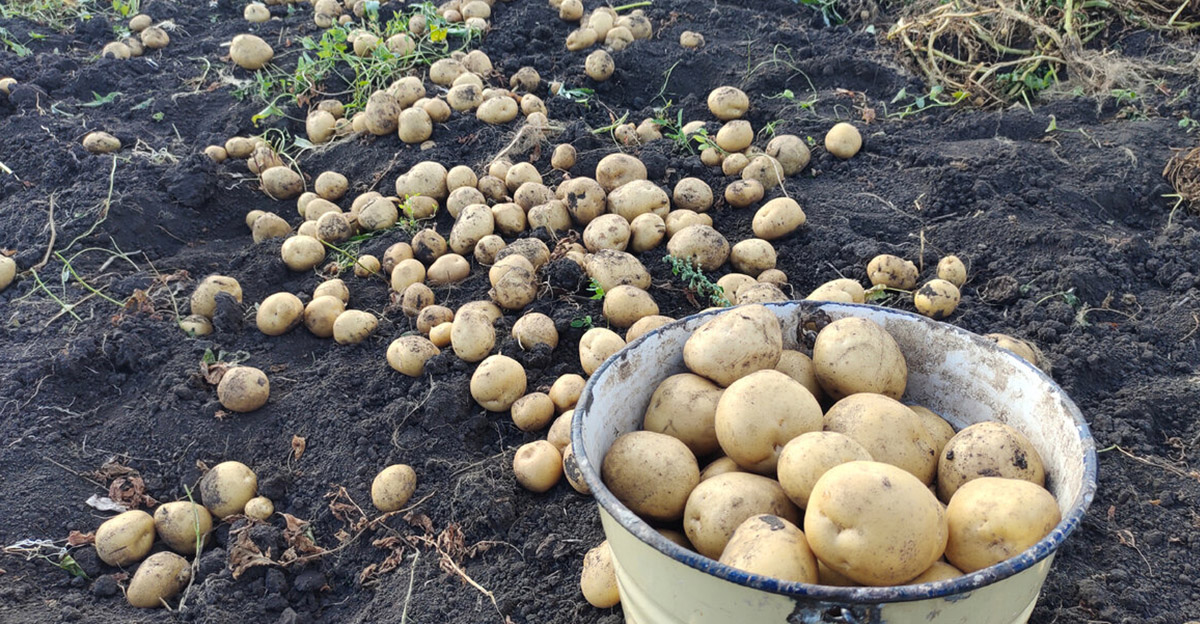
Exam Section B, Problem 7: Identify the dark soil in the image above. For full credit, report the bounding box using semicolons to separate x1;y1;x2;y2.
2;1;1199;623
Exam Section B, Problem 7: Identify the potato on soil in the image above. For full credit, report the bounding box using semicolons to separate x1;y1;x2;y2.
580;327;626;376
722;153;750;176
716;120;754;152
867;254;918;290
364;91;401;135
766;134;811;176
585;49;615;81
808;278;865;303
806;461;947;586
477;96;519;124
251;212;290;243
716;370;822;474
729;239;777;276
937;255;967;287
313;278;348;304
511;392;555;432
230;34;274;70
625;314;673;343
683;305;782;387
741;155;785;190
914;279;961;319
190;275;242;319
550;374;585;413
398;107;433;143
261;166;304;199
83;131;121;154
683;472;799;559
602;431;699;522
304;295;344;338
470;355;527;411
680;30;705;48
429;322;453;348
102;41;131;59
673;177;714;212
387;336;440;377
127;551;191;608
129;14;152;31
451;310;496;362
512;313;559;350
580;541;620;608
372;464;417;512
719;514;819;583
607;180;670;221
587;250;651;292
217;366;270;413
416;305;454;335
707;86;749;120
602;285;658;328
643;373;724;457
199;461;258;519
400;283;434;317
488;262;536;310
449;204;495;254
824;393;939;484
937;421;1046;502
752;197;806;240
139;26;169;49
547;410;573;452
724;179;764;209
254;292;303;336
179;315;213;337
427;254;471;286
667;225;729;272
595;153;647;192
984;333;1042;368
354;255;381;278
95;510;155;566
514;440;563;493
628;213;666;253
812;317;907;400
825;122;863;159
737;282;786;305
560;177;608;224
777;432;873;509
333;310;378;345
243;496;273;520
551;143;576;170
945;477;1060;572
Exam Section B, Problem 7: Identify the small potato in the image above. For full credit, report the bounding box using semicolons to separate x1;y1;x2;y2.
752;197;806;240
667;225;729;272
579;327;625;376
262;166;304;199
716;274;755;304
95;510;155;566
984;333;1043;368
514;182;555;211
683;305;782;387
551;144;576;170
673;177;714;212
724;179;764;209
154;502;212;556
805;461;947;586
477;96;519;124
824;393;939;484
204;145;227;163
663;210;713;239
715;370;822;473
429;58;466;86
372;464;417;512
416;305;454;335
509;66;541;92
251;212;290;243
625;314;673;342
707;86;749;120
470;355;527;411
808;278;865;303
741;155;785;190
256;292;303;336
217;366;270;413
825;122;863;159
83;131;121;154
643;373;724;457
603;431;699;522
311;278;348;305
243;496;273;520
547;410;574;451
139;26;169;49
867;254;918;290
304;197;339;222
759;268;787;285
127;551;191;608
462;49;492;74
908;405;956;458
766;134;811;176
179;315;213;337
580;541;620;608
230;34;274;70
605;25;634;51
628;213;666;253
937;255;968;287
812;317;907;400
729;239;776;276
722;153;750;176
512;313;559;350
716;120;754;152
680;30;705;48
400;283;434;317
683;472;799;559
595;153;647;192
451;310;496;362
102;41;132;59
199;461;257;519
585;50;615;81
304;295;345;338
315;212;353;243
411;228;448;264
333;310;378;345
129;14;152;31
549;374;585;413
244;2;270;22
430;322;453;347
224;137;255;159
514;440;563;493
512;392;556;431
566;27;598;51
945;477;1060;572
190;275;242;319
777;432;872;509
388;336;440;377
559;0;584;20
719;515;819;583
914;279;961;319
938;421;1046;502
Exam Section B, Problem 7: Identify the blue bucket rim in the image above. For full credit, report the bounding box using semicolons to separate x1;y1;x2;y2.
571;301;1099;604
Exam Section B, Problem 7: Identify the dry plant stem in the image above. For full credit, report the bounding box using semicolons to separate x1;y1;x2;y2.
34;195;57;271
399;551;420;624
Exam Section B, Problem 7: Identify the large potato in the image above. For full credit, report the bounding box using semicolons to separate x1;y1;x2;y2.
595;153;647;192
448;204;494;254
867;254;918;290
514;440;563;493
752;197;806;240
217;366;269;413
766;134;811;176
261;166;304;199
304;295;344;338
560;177;607;224
580;541;620;608
333;310;378;345
643;373;724;457
707;86;749;120
602;285;658;329
719;514;818;583
683;472;799;559
512;313;559;350
387;336;440;377
673;177;714;213
606;180;669;221
95;510;155;566
586;249;650;292
154;501;212;555
470;355;527;411
729;239;776;276
511;392;556;432
715;370;822;474
451;309;495;362
550;374;586;413
825;122;862;159
126;551;191;608
230;34;274;70
281;235;326;271
602;431;699;522
937;422;1046;502
945;477;1060;572
580;327;626;376
199;461;257;519
372;464;417;512
667;225;729;272
583;213;631;252
777;432;872;508
683;305;782;387
805;461;947;586
824;393;939;484
628;213;666;253
812;317;907;400
256;292;303;336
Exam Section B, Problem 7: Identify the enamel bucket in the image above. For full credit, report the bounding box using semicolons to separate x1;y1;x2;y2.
571;302;1098;624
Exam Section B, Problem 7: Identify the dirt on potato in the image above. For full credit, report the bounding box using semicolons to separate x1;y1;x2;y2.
1;1;1199;623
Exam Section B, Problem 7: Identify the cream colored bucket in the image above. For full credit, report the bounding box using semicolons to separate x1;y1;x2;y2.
571;302;1098;624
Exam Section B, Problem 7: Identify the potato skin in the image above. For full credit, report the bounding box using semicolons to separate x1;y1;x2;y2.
256;292;303;336
602;431;699;523
812;317;907;400
682;305;782;387
469;355;527;412
153;501;213;555
513;440;563;493
127;551;191;608
937;421;1046;502
945;477;1060;572
371;464;417;512
867;254;918;290
199;461;258;519
914;279;961;319
715;370;822;474
579;327;625;376
752;198;806;240
217;366;270;413
95;510;156;566
580;541;620;608
719;514;818;584
387;336;440;377
823;393;939;484
642;373;724;457
683;472;799;559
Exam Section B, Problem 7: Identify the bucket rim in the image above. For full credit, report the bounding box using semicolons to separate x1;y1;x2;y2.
571;301;1099;603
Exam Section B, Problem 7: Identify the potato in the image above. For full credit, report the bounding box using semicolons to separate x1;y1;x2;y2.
741;155;785;190
411;229;448;265
766;134;811;176
250;212;290;243
808;278;865;303
683;472;799;559
83;131;121;154
777;432;872;509
587;8;616;36
95;510;155;566
547;410;574;451
448;204;494;255
580;541;620;608
716;120;754;152
595;153;647;192
628;213;666;253
914;279;961;319
331;310;376;345
602;431;699;522
416;305;454;335
429;322;453;347
580;327;626;376
315;212;352;243
447;83;482;111
190;275;242;318
867;254;918;290
771;350;822;401
605;25;634;50
388;76;424;108
736;283;786;305
316;99;344;119
602;285;658;329
824;393;938;484
256;292;303;336
585;49;615;81
719;515;819;583
397;107;433;143
587;251;650;293
387;336;439;377
566;27;598;50
451;310;495;362
358;198;398;232
945;477;1060;572
715;370;822;473
806;461;947;586
139;25;169;49
984;333;1042;368
935;254;969;289
300;295;343;338
937;421;1045;502
179;315;213;337
129;14;151;31
699;456;743;481
304;197;339;222
261;166;304;199
199;461;257;519
101;41;131;59
750;197;805;241
353;33;381;57
713;274;753;305
512;313;559;350
429;58;466;86
513;440;563;493
680;30;705;48
372;464;417;512
607;180;669;221
248;145;283;176
825;122;862;159
152;502;211;556
126;551;190;608
488;263;535;310
643;373;723;457
549;374;585;413
216;366;270;413
230;34;274;70
812;317;907;400
459;300;503;323
204;145;227;163
707;86;749;120
470;355;527;411
447;187;484;219
509;66;540;91
908;405;956;458
721;153;750;177
625;314;673;342
667;225;729;272
314;278;349;303
244;2;270;21
476;96;519;124
363;91;401;136
724;179;764;209
550;144;576;171
401;283;434;317
683;305;782;387
729;239;776;277
306;110;336;144
224;137;255;159
511;393;555;432
514;182;555;211
670;178;712;213
560;177;607;224
559;0;584;20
